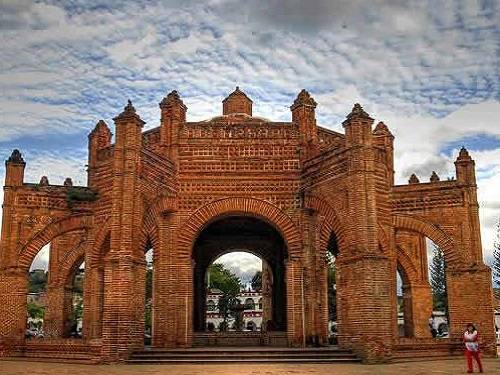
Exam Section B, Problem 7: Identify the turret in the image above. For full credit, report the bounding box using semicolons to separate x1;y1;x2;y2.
159;90;186;161
455;147;476;185
5;149;25;187
342;103;374;147
373;121;395;185
88;120;112;187
222;86;252;116
290;89;318;157
113;100;145;147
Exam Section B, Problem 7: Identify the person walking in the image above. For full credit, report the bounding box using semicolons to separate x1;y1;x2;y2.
463;323;483;373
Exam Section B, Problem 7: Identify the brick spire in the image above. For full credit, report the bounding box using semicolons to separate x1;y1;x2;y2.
6;149;25;165
159;90;186;110
113;100;145;125
343;103;373;125
290;89;317;111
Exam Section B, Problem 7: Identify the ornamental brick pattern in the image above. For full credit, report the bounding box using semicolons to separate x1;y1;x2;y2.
0;88;495;363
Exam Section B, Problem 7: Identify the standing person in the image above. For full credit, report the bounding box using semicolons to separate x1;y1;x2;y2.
463;323;483;373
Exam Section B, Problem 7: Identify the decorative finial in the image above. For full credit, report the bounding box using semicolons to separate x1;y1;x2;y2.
290;89;317;110
6;149;25;164
236;86;240;91
39;176;49;186
159;90;185;108
408;174;420;184
64;177;73;187
114;99;145;124
430;171;440;182
343;103;373;125
457;146;471;160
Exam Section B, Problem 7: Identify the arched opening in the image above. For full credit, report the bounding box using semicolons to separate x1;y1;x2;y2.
394;227;450;340
193;215;288;335
64;259;85;338
427;238;449;338
26;244;50;338
326;232;339;345
144;245;154;346
396;265;412;338
205;252;263;333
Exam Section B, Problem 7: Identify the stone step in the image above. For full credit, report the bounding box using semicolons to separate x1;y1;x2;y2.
127;346;360;364
127;357;360;364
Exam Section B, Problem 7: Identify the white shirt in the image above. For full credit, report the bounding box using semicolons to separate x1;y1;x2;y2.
464;330;479;352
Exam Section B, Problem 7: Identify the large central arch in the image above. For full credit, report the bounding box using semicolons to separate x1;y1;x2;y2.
192;215;288;332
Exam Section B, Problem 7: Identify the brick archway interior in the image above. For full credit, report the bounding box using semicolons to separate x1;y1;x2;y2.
192;215;288;332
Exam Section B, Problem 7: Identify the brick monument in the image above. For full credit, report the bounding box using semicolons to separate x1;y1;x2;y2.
0;88;495;362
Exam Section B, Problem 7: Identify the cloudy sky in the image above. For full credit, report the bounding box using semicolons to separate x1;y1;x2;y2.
2;0;499;274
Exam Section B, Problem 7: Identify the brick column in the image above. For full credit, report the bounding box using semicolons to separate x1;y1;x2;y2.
339;104;393;362
101;100;145;361
43;284;66;337
82;264;104;340
285;258;305;347
0;268;28;349
408;283;433;338
447;266;496;355
0;151;27;351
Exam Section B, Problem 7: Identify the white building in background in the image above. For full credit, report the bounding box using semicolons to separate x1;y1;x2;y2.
206;289;263;331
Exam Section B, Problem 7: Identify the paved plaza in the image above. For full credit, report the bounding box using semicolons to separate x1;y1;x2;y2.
1;359;499;375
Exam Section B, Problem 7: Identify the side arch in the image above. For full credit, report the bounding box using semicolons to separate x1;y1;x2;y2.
178;197;301;258
393;215;462;267
18;214;93;271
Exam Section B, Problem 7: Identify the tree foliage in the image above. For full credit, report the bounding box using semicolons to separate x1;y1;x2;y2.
207;263;242;331
429;244;448;312
207;263;242;296
492;218;500;288
27;301;45;320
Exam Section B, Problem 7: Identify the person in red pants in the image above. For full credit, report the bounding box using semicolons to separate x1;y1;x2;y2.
463;323;483;373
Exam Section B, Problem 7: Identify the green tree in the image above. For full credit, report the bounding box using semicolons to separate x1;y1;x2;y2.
251;271;262;291
27;301;45;320
327;252;337;321
430;245;448;312
207;263;241;296
492;218;500;288
207;263;242;331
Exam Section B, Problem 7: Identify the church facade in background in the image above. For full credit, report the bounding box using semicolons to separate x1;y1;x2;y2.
0;87;495;362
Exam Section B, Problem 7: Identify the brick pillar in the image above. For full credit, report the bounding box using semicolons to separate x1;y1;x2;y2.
447;148;496;354
285;258;305;347
43;284;66;337
261;259;273;331
339;104;393;362
447;266;496;355
0;268;27;351
0;151;27;352
82;264;104;340
101;100;145;361
409;283;433;338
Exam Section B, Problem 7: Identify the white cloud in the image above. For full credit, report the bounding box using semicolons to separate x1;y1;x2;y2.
214;252;262;284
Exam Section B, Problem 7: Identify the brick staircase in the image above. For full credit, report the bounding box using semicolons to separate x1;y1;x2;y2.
126;346;360;364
